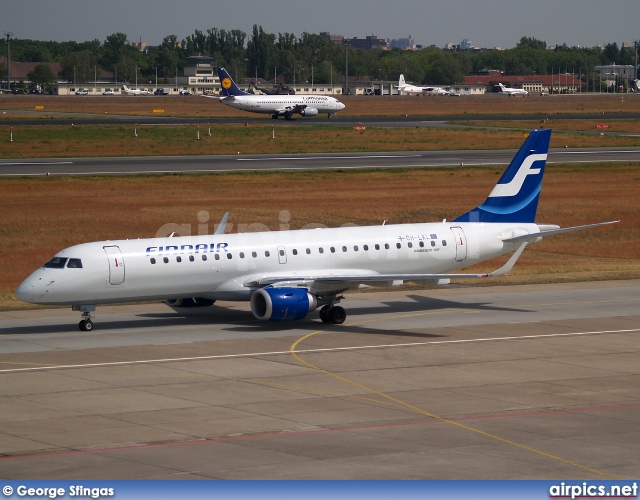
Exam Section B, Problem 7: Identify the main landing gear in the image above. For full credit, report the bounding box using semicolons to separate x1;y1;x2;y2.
319;304;346;325
73;304;96;331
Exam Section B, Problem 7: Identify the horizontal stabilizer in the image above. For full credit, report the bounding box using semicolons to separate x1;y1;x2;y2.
503;221;619;244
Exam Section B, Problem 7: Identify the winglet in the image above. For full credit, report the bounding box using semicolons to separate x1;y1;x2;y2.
214;212;230;235
486;242;528;277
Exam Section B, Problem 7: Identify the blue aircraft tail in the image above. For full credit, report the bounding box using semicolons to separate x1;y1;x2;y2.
454;129;552;223
217;67;250;97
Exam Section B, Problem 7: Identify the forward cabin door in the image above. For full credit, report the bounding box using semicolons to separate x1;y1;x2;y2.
450;227;467;262
103;245;125;284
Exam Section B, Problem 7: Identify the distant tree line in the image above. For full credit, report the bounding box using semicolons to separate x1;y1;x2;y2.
1;29;637;86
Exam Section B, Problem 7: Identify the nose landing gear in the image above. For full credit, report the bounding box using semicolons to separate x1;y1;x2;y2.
73;304;96;331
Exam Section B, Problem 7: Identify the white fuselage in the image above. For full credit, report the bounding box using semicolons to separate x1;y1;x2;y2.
222;94;344;115
17;221;536;306
398;85;449;96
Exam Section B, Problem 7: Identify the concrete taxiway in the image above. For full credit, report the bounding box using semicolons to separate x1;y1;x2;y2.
1;147;639;177
0;280;639;479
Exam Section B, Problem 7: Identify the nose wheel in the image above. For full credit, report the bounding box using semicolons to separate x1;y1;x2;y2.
79;318;94;331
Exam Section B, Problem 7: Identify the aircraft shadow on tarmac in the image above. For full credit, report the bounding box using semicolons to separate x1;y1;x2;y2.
1;295;531;336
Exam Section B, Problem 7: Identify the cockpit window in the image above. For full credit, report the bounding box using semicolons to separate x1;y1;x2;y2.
43;257;68;269
67;258;83;268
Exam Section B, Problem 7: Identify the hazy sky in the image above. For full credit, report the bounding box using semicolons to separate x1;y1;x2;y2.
2;0;638;50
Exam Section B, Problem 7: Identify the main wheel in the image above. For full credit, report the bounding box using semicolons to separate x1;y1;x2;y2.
319;305;331;323
329;306;346;325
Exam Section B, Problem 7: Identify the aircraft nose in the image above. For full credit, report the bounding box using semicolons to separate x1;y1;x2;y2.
15;279;34;303
16;275;51;304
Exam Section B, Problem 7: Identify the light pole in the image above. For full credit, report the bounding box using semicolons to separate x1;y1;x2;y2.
344;39;349;95
4;32;12;91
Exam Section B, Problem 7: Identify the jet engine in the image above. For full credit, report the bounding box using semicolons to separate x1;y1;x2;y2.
251;287;317;321
300;107;318;117
165;297;215;308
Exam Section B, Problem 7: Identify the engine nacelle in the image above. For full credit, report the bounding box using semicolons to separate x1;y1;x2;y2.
165;297;215;308
251;287;317;321
300;107;318;117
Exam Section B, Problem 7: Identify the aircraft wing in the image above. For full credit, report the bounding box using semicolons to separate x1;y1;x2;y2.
274;104;307;115
243;242;528;290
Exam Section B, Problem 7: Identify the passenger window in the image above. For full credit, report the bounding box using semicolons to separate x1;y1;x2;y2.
239;252;245;259
319;247;324;254
353;245;359;251
342;246;347;252
431;241;436;247
43;257;68;269
150;258;156;264
176;256;182;263
396;243;401;249
227;253;233;259
363;245;368;251
375;244;380;250
189;255;194;262
279;249;284;256
67;258;83;268
202;254;207;261
385;243;390;250
252;252;257;258
442;241;447;246
265;251;270;257
163;257;169;264
293;249;298;256
306;248;311;254
330;247;336;253
419;241;424;248
214;254;220;260
408;242;413;248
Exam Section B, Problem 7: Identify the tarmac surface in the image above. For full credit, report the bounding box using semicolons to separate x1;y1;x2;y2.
0;280;639;479
1;147;639;177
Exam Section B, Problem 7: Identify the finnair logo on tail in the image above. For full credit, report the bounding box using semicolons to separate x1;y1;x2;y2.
488;154;546;198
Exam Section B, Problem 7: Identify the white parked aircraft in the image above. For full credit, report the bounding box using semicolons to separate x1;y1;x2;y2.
16;129;617;331
497;83;530;96
396;74;450;95
212;67;345;119
122;85;150;96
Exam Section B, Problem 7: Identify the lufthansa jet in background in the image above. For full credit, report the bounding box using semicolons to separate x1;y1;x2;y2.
497;83;530;96
16;129;617;331
211;67;345;119
396;74;450;95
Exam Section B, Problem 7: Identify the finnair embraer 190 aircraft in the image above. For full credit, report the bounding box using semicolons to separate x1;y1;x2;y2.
16;130;617;331
211;67;345;119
